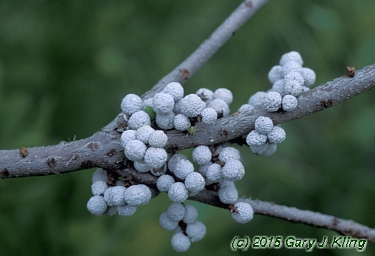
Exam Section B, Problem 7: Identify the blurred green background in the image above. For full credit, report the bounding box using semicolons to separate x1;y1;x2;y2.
1;0;375;255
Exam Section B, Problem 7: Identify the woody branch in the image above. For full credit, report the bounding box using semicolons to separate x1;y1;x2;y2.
1;63;374;178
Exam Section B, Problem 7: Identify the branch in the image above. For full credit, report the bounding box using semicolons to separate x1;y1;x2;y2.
103;0;269;132
115;168;375;242
166;63;375;149
1;63;375;178
192;190;375;242
141;0;269;100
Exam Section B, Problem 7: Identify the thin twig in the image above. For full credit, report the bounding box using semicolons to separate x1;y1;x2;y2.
116;168;375;242
141;0;269;100
191;190;375;242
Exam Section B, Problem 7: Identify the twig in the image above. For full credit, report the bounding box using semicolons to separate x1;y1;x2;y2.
191;190;375;242
141;0;269;100
114;168;375;242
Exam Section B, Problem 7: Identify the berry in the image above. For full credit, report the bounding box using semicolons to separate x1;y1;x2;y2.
124;184;152;206
279;51;303;66
87;196;107;216
214;88;233;105
207;98;230;116
152;92;175;114
282;95;298;112
121;94;142;115
249;142;270;155
254;116;274;135
200;107;217;124
127;110;151;130
105;206;118;216
271;79;285;95
196;88;214;103
197;163;211;176
231;202;254;224
174;159;194;180
162;82;184;102
206;163;222;182
133;161;153;173
135;125;154;144
218;180;238;204
221;160;245;181
246;130;267;146
284;71;304;87
144;147;168;169
192;145;212;165
171;232;191;252
267;126;286;144
155;111;175;130
117;205;137;217
184;172;205;193
167;203;186;221
160;211;179;231
124;139;147;161
148;130;168;148
186;221;206;242
91;180;108;196
238;104;255;113
120;130;136;148
301;67;316;87
262;143;278;156
282;61;302;76
248;91;266;109
180;94;206;117
103;186;126;206
263;91;282;112
173;114;191;131
168;153;188;173
183;205;199;224
168;182;189;203
284;80;302;97
157;174;175;192
92;168;108;183
268;65;283;84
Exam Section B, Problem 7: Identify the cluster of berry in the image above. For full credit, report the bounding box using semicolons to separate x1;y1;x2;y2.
240;51;316;156
87;168;151;216
86;51;315;252
242;51;315;113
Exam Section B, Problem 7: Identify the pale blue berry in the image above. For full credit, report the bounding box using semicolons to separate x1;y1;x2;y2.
121;94;142;115
186;221;206;242
192;145;212;165
124;184;151;206
160;211;179;231
156;174;175;192
231;202;254;224
87;196;107;216
91;180;108;196
117;205;137;216
167;203;186;221
171;232;191;252
168;182;189;203
184;172;205;193
183;205;198;224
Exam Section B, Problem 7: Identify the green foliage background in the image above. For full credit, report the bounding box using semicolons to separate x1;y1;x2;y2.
1;0;375;255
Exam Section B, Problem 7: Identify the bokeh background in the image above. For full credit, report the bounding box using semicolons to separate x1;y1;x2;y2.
1;0;375;255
